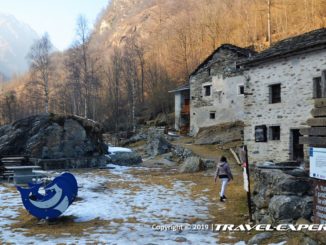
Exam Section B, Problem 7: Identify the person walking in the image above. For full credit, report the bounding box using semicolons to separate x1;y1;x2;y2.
214;156;233;202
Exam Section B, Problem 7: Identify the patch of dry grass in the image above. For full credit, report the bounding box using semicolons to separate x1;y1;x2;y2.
128;140;146;148
105;181;141;192
10;208;109;237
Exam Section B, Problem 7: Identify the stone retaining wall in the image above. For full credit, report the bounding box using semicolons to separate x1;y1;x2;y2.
252;166;313;224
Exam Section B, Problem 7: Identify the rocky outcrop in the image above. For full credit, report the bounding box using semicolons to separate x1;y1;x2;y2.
252;165;313;224
0;114;107;159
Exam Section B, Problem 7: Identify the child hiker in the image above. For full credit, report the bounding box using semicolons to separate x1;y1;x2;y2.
214;156;233;202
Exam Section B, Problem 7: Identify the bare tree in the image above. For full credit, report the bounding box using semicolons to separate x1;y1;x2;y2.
104;48;123;135
27;33;53;114
76;15;91;118
65;47;83;116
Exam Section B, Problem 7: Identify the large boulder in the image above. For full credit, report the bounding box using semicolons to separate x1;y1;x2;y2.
107;151;142;166
273;177;312;196
179;156;205;173
146;128;172;156
171;145;195;160
0;114;107;159
269;195;313;222
195;121;244;145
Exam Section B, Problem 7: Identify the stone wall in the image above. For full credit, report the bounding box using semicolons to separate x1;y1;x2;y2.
190;48;245;136
252;165;313;224
244;49;326;164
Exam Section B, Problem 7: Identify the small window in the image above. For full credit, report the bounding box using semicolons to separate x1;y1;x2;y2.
269;84;281;103
208;68;211;76
269;126;280;140
204;85;212;96
209;112;216;119
239;85;244;95
255;125;267;142
313;77;322;98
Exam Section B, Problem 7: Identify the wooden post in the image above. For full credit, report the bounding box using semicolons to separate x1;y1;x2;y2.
242;145;253;222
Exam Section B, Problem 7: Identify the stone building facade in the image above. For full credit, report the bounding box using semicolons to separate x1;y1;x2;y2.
189;44;255;136
241;28;326;164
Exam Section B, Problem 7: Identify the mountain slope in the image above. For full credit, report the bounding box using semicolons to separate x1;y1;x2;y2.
91;0;326;82
0;13;39;79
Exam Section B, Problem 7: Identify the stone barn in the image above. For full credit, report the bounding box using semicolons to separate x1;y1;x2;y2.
241;28;326;164
189;44;255;143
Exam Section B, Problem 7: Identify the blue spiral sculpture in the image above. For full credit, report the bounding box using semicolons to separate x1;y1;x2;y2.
17;172;78;220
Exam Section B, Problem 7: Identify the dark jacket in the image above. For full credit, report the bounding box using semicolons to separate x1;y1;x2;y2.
215;161;233;180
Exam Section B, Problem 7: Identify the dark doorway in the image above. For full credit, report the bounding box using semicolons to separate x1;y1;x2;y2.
291;129;304;161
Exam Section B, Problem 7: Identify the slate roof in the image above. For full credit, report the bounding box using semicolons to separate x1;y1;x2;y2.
240;28;326;66
168;83;190;93
190;44;256;77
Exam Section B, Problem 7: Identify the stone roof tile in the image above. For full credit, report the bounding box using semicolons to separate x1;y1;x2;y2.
241;28;326;66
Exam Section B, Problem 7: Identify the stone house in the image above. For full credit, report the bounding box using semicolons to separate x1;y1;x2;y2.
189;44;255;137
169;83;190;133
240;28;326;164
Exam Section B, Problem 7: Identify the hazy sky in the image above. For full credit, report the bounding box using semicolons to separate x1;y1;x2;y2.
0;0;109;51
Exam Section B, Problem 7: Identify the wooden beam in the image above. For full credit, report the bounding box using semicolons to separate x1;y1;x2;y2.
314;98;326;108
300;127;326;136
307;118;326;127
311;107;326;117
300;136;326;145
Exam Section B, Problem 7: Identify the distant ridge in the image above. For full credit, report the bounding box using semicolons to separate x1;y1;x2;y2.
0;13;39;79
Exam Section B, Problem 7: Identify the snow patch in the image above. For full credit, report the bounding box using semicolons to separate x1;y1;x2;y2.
108;146;132;154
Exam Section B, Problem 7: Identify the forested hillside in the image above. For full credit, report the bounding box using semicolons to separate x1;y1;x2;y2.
1;0;326;131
